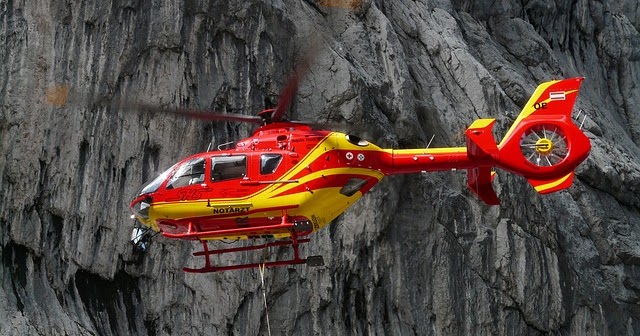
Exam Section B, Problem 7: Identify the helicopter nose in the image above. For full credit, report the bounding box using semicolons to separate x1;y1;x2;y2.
130;194;152;220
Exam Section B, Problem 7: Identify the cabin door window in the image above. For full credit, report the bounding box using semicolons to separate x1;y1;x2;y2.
260;154;283;175
211;156;247;181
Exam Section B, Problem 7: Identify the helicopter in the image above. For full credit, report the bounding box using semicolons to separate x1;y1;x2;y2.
126;75;591;273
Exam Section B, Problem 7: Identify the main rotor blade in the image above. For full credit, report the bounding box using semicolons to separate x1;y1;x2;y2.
44;85;263;125
130;102;263;124
271;42;319;122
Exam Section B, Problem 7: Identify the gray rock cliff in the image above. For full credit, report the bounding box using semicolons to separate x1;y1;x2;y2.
1;0;639;335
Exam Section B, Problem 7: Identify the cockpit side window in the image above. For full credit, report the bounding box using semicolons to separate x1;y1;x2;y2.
166;158;206;189
260;154;283;175
211;156;246;182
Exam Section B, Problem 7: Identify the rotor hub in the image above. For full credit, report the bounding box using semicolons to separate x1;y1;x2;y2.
257;109;276;124
535;138;554;155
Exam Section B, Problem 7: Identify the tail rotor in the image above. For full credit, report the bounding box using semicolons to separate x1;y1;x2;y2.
519;124;568;167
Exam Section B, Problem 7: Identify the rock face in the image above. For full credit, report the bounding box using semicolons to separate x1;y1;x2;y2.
1;0;639;335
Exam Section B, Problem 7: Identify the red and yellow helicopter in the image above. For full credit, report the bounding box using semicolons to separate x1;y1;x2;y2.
128;76;590;273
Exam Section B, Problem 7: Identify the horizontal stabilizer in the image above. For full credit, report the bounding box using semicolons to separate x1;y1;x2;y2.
527;172;574;194
467;167;499;205
465;119;498;159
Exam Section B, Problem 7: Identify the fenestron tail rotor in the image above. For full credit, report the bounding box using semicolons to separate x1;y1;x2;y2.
520;124;568;167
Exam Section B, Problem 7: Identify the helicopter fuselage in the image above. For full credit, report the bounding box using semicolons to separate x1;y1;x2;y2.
132;123;396;241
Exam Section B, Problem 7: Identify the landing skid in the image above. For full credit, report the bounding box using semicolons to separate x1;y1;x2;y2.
176;215;324;273
184;235;324;273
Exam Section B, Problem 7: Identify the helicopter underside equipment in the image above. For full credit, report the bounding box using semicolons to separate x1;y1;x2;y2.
168;214;324;273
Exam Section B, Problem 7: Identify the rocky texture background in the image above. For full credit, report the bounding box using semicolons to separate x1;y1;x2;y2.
1;0;639;335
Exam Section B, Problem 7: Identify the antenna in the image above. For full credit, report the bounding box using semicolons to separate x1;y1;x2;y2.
217;141;235;151
579;113;588;130
574;109;588;130
426;134;435;149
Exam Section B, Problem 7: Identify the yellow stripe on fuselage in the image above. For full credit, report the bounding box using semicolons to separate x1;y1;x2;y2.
267;167;383;196
381;147;467;155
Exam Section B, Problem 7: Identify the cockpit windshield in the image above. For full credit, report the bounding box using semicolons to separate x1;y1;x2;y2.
166;158;206;189
139;163;178;195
